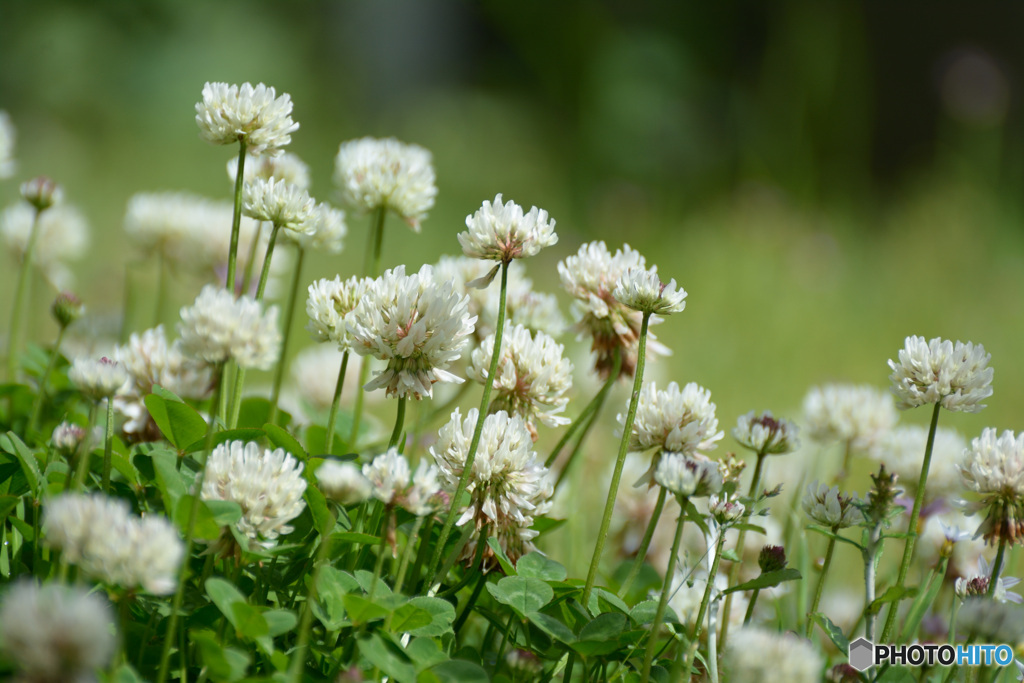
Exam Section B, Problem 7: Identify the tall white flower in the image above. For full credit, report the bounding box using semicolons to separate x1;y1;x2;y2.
334;137;437;231
347;265;476;399
458;194;558;263
626;381;723;458
0;110;15;179
68;356;128;401
242;177;316;233
316;460;373;505
0;581;115;683
958;428;1024;546
288;202;347;253
1;201;89;288
361;449;443;516
202;441;307;547
724;627;823;683
228;151;310;189
44;493;183;594
178;285;281;369
306;275;371;351
612;265;687;316
802;481;863;528
654;452;723;499
114;325;212;439
888;336;993;413
558;241;669;378
431;408;553;563
802;383;897;454
733;411;800;456
872;425;965;501
468;323;573;438
195;82;298;155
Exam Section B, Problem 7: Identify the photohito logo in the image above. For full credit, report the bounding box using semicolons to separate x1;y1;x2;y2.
848;637;1014;672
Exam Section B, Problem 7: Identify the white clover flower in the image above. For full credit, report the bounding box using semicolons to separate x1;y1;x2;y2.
316;460;373;505
228;151;310;189
458;193;558;263
114;325;212;439
202;441;307;547
732;411;800;456
626;381;724;456
124;192;228;267
363;448;412;506
468;323;573;438
709;492;745;523
347;265;476;399
288;202;346;253
872;425;966;502
802;481;863;528
334;137;437;231
889;336;993;413
68;356;128;401
959;428;1024;546
612;265;687;316
305;275;371;351
0;110;15;179
653;452;723;499
195;82;298;155
20;176;62;211
51;421;86;453
0;581;115;683
44;493;183;594
431;408;553;563
178;285;281;369
723;626;823;683
1;201;89;288
558;241;670;378
405;460;444;516
802;383;897;454
242;177;316;234
955;556;1023;604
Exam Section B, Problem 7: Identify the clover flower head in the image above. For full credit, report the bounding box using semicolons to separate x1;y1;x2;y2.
888;336;993;413
653;452;723;499
626;380;723;457
242;177;316;233
20;176;62;211
51;421;86;454
289;202;347;253
195;81;298;155
802;481;863;528
958;428;1024;546
228;151;310;189
334;137;436;231
178;285;281;369
724;626;823;683
317;460;373;505
305;275;370;351
612;265;687;316
732;410;800;456
363;448;412;506
458;193;558;263
124;192;230;269
68;356;128;401
802;383;897;454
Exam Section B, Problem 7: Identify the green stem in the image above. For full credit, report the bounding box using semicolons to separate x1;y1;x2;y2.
324;351;349;455
71;403;99;491
28;326;66;435
617;485;667;598
743;589;760;624
287;510;336;683
155;250;168;327
225;140;248;294
269;246;305;426
408;516;434;594
101;397;115;494
552;354;621;492
393;516;425;595
7;206;42;381
241;222;265;295
366;206;386;278
545;351;620;469
582;312;651;607
388;396;407;450
987;538;1007;597
880;401;942;642
368;507;392;600
429;261;510;584
806;532;838;638
681;528;728;681
864;524;882;641
719;451;767;648
639;504;687;683
348;359;369;449
453;571;488;633
155;364;224;683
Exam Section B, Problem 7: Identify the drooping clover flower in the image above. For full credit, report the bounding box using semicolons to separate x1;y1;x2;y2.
195;82;298;155
558;241;669;378
872;425;966;502
306;275;370;351
802;383;897;454
955;555;1023;604
346;265;476;399
43;493;183;594
51;422;86;455
228;151;310;189
733;411;800;456
316;460;373;505
51;291;84;330
0;110;14;179
723;626;823;683
0;581;115;683
114;326;212;440
242;177;316;234
288;202;347;254
958;428;1024;546
458;194;558;264
612;265;687;316
888;336;993;413
431;408;553;564
178;284;281;369
334;137;437;231
653;452;723;499
802;481;863;528
362;448;443;516
467;323;573;438
68;356;128;401
201;440;307;548
1;201;89;288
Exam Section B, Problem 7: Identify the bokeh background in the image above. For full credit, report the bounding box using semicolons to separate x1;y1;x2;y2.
2;1;1023;484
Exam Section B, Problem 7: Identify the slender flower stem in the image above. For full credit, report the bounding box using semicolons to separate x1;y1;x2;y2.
617;485;667;598
743;589;760;624
583;312;652;607
987;538;1007;597
156;364;224;683
429;261;510;583
7;206;42;381
225;140;248;294
100;397;116;494
639;505;687;683
71;403;99;491
393;516;425;596
880;401;942;642
864;524;882;641
287;510;336;683
269;246;305;426
719;451;767;647
241;222;265;294
368;508;392;600
545;351;620;469
27;326;66;434
682;527;727;681
155;251;169;327
324;352;349;454
388;396;407;450
806;532;838;638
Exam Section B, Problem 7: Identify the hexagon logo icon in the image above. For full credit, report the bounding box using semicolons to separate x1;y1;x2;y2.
849;637;875;671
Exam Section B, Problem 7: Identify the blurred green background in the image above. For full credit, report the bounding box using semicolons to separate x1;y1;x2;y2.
2;0;1024;446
